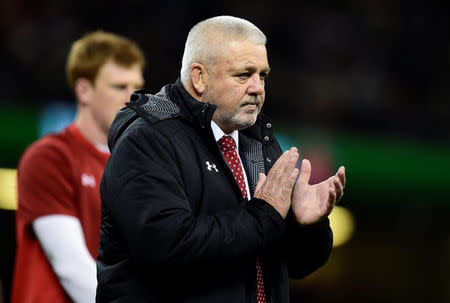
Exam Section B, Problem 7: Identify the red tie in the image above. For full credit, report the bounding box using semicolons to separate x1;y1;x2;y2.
218;136;267;303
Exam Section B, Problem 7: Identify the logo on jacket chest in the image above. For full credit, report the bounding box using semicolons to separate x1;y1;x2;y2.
205;161;219;172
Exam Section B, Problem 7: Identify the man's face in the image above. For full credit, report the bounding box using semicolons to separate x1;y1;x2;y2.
88;61;144;133
202;40;270;133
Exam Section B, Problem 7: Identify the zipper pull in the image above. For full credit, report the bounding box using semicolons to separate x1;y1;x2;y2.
201;103;209;128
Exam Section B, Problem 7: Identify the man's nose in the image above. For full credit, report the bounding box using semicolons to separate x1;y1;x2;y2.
124;87;137;100
247;74;264;95
127;87;136;97
121;88;137;105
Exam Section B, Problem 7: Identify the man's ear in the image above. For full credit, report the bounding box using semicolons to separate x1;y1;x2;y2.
74;78;94;105
190;63;208;97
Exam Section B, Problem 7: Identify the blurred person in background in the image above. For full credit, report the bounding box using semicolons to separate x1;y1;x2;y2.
96;16;345;303
11;31;145;303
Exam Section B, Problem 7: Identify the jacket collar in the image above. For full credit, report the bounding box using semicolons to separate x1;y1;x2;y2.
169;79;275;142
168;78;216;130
125;78;274;143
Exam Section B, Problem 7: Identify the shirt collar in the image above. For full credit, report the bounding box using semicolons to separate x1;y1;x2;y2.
95;144;110;154
211;121;239;151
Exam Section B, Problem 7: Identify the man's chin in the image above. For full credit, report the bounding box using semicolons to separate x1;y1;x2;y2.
233;116;258;130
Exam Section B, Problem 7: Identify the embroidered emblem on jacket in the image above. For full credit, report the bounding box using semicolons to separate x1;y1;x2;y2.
205;161;219;172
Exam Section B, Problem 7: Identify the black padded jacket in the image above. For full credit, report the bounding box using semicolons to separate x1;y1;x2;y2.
96;79;333;303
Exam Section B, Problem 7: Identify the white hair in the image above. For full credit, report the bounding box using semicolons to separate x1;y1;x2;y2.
180;16;267;84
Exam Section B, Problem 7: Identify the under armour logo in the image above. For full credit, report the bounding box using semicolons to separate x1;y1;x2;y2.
206;161;218;172
81;173;96;187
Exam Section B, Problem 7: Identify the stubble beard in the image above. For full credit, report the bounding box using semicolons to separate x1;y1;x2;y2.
218;97;262;131
203;85;263;131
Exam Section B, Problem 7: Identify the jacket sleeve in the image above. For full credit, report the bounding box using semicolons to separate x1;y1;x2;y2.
101;123;286;270
283;213;333;279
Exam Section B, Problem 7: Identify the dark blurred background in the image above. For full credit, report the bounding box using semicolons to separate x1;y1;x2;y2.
0;0;449;302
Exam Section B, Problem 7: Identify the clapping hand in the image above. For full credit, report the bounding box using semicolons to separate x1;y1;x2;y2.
254;148;300;219
291;159;346;225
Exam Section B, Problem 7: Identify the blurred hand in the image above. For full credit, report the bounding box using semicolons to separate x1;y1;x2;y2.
254;147;300;219
291;159;346;225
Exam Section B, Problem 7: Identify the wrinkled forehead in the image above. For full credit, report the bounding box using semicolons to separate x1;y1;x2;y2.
209;37;268;64
216;39;268;68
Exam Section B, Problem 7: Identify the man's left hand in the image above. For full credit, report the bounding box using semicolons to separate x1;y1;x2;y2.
291;159;346;225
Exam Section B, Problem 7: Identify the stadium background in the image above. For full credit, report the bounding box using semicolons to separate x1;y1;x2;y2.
0;0;449;302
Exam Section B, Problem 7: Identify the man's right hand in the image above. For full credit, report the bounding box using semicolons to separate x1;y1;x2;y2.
254;147;300;219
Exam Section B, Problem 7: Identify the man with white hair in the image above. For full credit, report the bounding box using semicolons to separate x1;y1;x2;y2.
97;16;346;303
